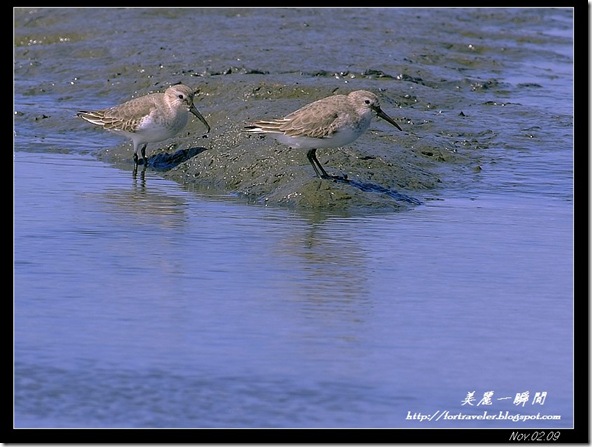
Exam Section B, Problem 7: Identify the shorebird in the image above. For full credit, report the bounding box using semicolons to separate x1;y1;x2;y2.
77;83;210;171
244;90;402;179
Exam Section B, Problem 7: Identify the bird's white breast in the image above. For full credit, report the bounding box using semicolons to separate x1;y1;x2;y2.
273;116;371;150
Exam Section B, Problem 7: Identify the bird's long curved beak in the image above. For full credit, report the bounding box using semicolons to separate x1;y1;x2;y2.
376;108;402;131
190;103;211;134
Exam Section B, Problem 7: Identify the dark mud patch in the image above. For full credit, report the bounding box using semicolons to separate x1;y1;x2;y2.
145;146;209;171
92;78;485;212
17;8;561;211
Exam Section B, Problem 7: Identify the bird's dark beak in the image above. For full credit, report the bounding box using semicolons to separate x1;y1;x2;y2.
376;107;402;131
190;103;211;134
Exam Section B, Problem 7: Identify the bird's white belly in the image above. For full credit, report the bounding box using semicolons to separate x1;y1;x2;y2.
274;125;367;150
135;112;189;143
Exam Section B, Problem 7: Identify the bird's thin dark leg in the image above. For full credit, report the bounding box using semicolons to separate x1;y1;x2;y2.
133;152;139;174
140;144;148;167
307;149;331;179
306;149;348;181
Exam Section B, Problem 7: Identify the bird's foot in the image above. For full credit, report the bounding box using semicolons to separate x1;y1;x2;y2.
322;173;349;182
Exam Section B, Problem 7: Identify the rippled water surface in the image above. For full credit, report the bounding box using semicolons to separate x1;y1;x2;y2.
13;7;574;434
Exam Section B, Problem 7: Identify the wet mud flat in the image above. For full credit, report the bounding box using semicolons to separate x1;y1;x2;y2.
16;7;565;211
95;77;476;212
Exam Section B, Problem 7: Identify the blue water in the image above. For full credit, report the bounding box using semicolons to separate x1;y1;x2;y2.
13;7;574;434
14;151;573;429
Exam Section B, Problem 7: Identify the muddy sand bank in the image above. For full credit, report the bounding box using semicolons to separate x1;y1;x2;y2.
95;79;476;212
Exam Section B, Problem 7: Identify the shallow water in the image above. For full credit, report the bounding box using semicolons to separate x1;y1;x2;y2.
14;151;573;430
13;7;574;433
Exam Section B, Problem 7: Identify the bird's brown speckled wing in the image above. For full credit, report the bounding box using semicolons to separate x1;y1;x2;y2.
279;97;346;139
78;94;160;133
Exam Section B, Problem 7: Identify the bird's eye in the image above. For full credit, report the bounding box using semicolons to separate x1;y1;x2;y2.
365;99;371;105
178;94;185;99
